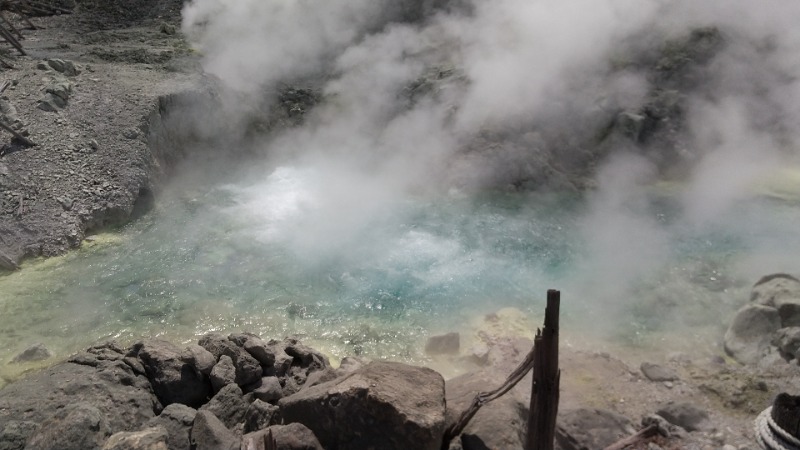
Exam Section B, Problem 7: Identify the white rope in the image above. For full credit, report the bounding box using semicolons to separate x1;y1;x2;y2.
755;406;800;450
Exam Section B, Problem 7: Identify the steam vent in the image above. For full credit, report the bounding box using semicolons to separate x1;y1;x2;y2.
2;0;800;449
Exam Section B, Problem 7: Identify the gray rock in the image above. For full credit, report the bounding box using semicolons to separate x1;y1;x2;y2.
284;339;330;369
46;58;80;76
752;274;800;306
101;426;169;450
123;128;140;139
37;94;64;112
243;336;276;367
752;274;800;326
723;304;781;365
25;402;111;450
279;361;446;450
0;420;38;450
132;339;211;407
0;343;158;435
445;368;530;450
555;408;636;450
642;414;688;439
46;80;73;102
145;404;196;450
9;343;52;363
244;399;280;433
656;402;712;432
337;356;367;374
252;376;284;402
302;367;339;390
773;327;800;360
272;350;293;377
199;333;263;387
199;383;248;429
210;355;237;392
425;332;460;355
189;411;239;450
241;423;323;450
181;344;216;375
640;362;679;382
228;332;260;347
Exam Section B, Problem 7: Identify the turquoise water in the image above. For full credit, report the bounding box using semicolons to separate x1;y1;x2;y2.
2;163;800;384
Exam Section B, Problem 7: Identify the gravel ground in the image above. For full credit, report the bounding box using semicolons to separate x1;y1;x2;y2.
0;0;197;269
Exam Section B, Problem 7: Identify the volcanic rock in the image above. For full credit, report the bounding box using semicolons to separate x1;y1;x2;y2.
640;362;679;382
198;333;263;387
445;368;530;449
102;426;169;450
145;404;197;450
199;383;247;429
243;399;280;433
752;274;800;327
241;423;323;450
555;408;636;450
656;401;712;432
25;402;111;450
0;342;158;441
9;342;53;363
210;355;237;392
189;411;239;450
723;304;781;365
279;361;446;450
132;339;211;407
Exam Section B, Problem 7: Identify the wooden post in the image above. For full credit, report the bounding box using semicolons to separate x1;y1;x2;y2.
525;289;561;450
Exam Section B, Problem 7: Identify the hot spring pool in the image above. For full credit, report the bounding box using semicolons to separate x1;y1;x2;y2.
2;164;800;385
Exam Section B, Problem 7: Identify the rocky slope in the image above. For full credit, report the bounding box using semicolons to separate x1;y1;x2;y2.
0;0;193;270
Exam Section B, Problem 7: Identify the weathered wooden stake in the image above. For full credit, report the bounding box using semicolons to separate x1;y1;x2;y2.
525;289;560;450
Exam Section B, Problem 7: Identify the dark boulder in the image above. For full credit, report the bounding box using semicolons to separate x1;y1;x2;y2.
198;333;262;387
242;337;277;368
9;343;53;364
252;376;284;402
101;426;170;450
132;339;211;408
724;304;781;365
656;401;712;432
640;362;679;382
444;369;530;449
0;421;38;450
241;423;323;450
555;408;636;450
181;344;216;376
25;402;111;450
199;383;248;429
145;403;196;450
279;361;446;450
244;399;280;433
210;355;237;392
0;342;158;437
752;274;800;327
189;411;239;450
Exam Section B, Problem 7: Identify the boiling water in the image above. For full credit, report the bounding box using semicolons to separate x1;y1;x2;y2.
2;164;800;385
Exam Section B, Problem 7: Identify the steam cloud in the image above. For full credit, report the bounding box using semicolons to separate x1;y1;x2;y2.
181;0;800;331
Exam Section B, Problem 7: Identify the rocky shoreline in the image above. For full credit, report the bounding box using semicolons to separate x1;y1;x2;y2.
0;328;748;450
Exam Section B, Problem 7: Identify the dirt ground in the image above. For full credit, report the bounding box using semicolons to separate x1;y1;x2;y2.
0;0;197;268
0;3;793;450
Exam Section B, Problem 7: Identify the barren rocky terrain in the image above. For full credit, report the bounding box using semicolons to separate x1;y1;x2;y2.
0;1;798;450
0;0;195;269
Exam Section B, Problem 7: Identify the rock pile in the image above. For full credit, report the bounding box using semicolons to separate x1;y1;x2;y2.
0;333;452;450
724;273;800;365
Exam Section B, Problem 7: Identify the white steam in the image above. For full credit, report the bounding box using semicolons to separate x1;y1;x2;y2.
181;0;800;331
